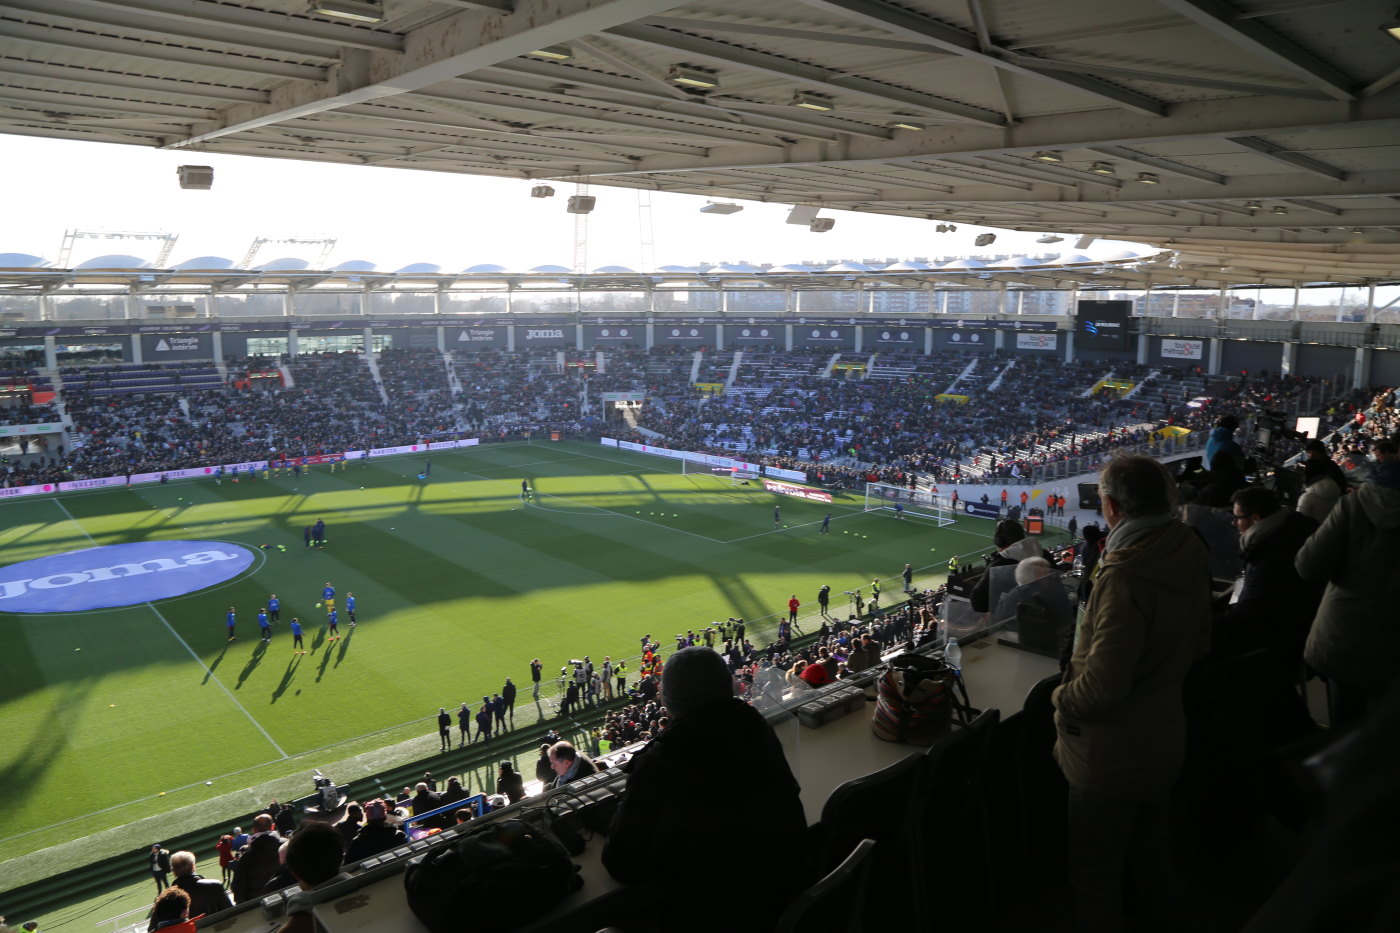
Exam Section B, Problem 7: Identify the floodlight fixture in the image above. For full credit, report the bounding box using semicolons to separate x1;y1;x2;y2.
1074;235;1097;250
793;92;834;111
529;45;573;61
934;223;957;233
700;201;743;215
786;205;820;225
308;0;385;23
566;195;596;214
1033;151;1063;162
887;119;924;131
177;165;213;190
1136;172;1160;184
530;185;556;198
1244;200;1262;211
1272;205;1288;215
1036;235;1064;244
809;218;836;232
1088;161;1116;175
1383;11;1400;41
668;65;719;89
974;233;997;246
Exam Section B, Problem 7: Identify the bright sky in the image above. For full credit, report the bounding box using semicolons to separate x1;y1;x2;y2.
4;136;1148;271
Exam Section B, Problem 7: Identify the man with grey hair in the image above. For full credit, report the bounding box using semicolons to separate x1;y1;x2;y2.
1053;454;1211;933
166;850;233;921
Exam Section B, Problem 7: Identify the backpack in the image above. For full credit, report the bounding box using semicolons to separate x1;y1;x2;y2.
403;819;581;933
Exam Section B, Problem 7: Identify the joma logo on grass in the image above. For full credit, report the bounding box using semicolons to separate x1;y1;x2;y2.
0;551;239;599
0;541;255;613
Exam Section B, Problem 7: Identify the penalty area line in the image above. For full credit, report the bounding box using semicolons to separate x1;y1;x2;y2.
49;498;290;761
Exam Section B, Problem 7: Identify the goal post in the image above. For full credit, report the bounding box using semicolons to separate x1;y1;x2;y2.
863;482;956;526
680;458;758;486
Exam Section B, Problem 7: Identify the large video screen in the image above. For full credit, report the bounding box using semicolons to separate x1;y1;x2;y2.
1075;299;1133;350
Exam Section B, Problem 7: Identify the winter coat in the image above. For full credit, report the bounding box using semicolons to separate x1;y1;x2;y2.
1053;521;1211;802
1296;480;1400;695
1215;508;1322;670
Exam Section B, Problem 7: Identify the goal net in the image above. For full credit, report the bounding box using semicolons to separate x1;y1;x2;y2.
681;458;759;486
863;482;956;526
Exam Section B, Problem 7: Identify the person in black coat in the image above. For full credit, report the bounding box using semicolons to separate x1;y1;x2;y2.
603;648;809;932
230;815;284;903
161;851;233;925
970;520;1051;613
147;844;172;894
342;799;407;864
1214;486;1323;674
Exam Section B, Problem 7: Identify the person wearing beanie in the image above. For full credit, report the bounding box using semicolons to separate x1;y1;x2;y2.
970;519;1050;613
603;647;809;932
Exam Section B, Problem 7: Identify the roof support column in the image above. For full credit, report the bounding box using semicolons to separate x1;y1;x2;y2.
44;335;57;371
1280;340;1295;376
1353;347;1370;391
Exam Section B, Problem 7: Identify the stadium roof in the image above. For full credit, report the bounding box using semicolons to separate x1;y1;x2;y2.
1;0;1399;280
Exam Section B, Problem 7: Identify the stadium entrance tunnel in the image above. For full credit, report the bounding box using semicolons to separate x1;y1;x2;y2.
0;541;255;612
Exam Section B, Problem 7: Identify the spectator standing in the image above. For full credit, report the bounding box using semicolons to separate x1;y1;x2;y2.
230;815;284;903
530;658;543;701
497;762;526;803
436;708;451;752
343;800;407;864
215;835;234;886
502;678;517;724
148;844;172;894
456;703;470;747
1295;458;1400;730
1053;454;1211;932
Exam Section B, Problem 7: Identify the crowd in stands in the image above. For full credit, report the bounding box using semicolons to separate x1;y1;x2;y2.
0;348;1369;506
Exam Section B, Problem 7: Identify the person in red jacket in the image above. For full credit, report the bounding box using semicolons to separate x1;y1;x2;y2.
787;594;800;624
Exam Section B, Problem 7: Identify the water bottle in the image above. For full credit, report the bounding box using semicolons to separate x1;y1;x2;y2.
944;636;962;671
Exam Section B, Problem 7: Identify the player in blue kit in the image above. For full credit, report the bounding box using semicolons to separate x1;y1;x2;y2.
225;607;236;642
321;582;335;613
327;608;340;639
346;592;357;626
257;608;270;642
290;618;305;654
267;594;280;624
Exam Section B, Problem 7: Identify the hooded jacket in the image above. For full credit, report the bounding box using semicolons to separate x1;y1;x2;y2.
1053;520;1211;802
1296;480;1400;694
1215;508;1322;670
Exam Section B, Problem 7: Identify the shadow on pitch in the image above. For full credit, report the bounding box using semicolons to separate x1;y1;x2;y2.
234;639;268;689
270;655;301;704
203;641;233;684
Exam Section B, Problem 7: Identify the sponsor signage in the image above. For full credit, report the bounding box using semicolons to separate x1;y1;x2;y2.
521;326;569;344
655;324;713;344
455;327;504;346
1016;332;1058;351
0;540;256;613
762;479;832;503
939;329;989;348
1160;338;1204;360
0;423;63;436
794;325;854;348
0;483;54;498
871;327;918;346
584;325;639;344
729;325;779;343
1076;299;1133;350
601;392;645;403
963;501;1002;519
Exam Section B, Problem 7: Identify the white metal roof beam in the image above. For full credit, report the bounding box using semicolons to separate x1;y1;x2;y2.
0;85;218;117
165;0;688;149
1149;0;1356;101
558;89;1400;177
603;23;1007;126
0;60;269;103
59;0;403;52
4;0;345;59
798;0;1168;117
1087;145;1226;185
1014;56;1333;100
1285;198;1344;215
486;60;883;139
417;86;790;147
0;19;328;82
1226;135;1348;180
641;15;953;54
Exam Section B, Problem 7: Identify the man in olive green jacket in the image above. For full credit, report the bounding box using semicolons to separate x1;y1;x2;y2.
1054;454;1211;933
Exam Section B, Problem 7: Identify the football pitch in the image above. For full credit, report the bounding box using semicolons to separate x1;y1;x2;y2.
0;440;998;859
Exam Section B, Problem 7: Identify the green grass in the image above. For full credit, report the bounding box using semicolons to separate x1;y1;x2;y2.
0;440;997;867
